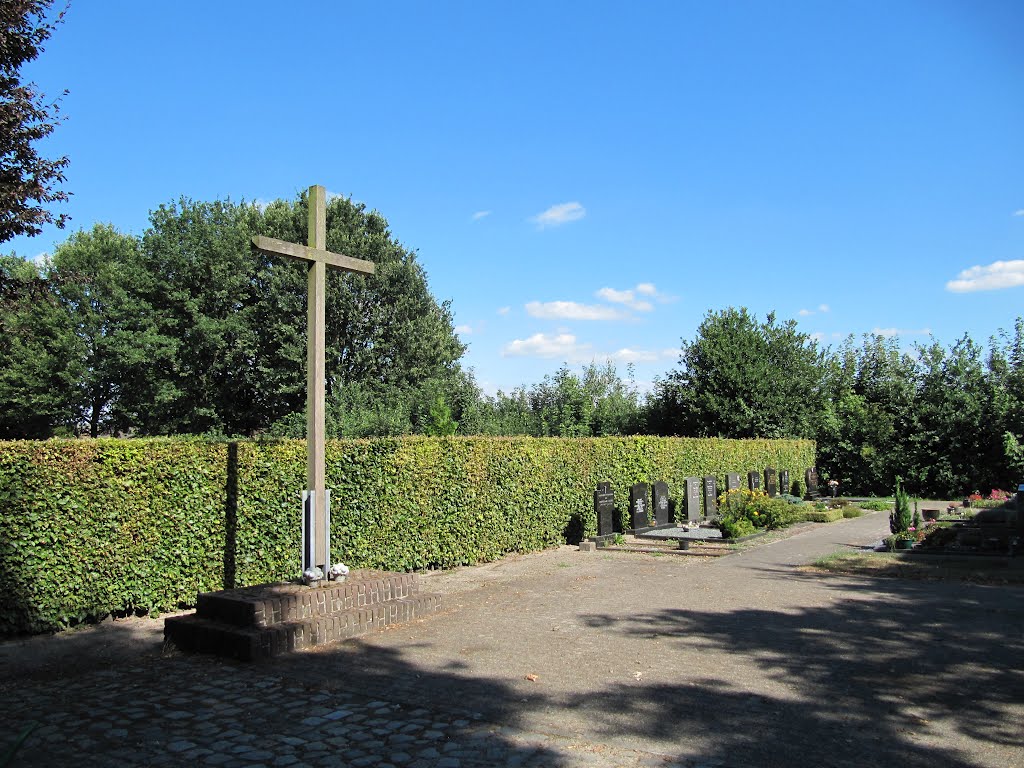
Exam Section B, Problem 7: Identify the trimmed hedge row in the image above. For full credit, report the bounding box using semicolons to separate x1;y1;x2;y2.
0;436;815;633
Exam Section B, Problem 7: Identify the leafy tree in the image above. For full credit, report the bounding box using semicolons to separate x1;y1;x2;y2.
127;191;467;436
0;1;69;241
0;254;81;436
650;307;823;438
49;224;156;436
816;335;918;495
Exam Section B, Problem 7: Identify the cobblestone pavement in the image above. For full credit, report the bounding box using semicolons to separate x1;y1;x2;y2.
1;654;689;767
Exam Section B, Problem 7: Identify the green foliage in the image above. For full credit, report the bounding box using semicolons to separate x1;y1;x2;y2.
803;508;843;522
716;488;802;535
842;507;865;518
0;0;69;241
649;307;823;439
890;478;912;534
858;499;892;511
0;435;814;633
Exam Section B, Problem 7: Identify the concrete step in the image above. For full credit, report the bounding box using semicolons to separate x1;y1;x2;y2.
164;571;442;661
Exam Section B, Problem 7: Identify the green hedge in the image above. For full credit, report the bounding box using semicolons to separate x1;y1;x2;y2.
0;436;814;633
803;508;845;523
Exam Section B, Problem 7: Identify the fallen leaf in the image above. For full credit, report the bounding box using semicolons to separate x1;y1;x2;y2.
525;674;539;682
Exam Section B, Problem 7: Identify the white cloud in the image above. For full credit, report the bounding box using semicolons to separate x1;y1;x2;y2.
525;301;629;321
1014;210;1024;217
497;306;511;316
595;286;655;312
531;201;586;229
809;332;825;342
608;348;660;364
635;283;657;296
661;348;678;358
872;327;932;338
472;210;491;221
454;325;473;335
946;260;1024;293
502;333;590;359
30;251;49;266
799;303;830;317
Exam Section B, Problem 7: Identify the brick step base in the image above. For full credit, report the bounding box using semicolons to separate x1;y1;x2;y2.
164;572;442;661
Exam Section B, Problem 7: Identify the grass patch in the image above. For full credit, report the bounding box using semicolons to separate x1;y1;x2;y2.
857;499;892;511
803;508;844;523
842;507;865;518
807;552;1024;585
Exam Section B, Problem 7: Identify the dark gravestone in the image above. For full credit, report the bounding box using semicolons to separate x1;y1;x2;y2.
703;475;718;521
685;477;702;522
747;471;761;492
630;483;650;530
780;469;790;496
805;467;820;499
652;481;671;526
594;482;615;536
764;467;778;498
726;473;741;491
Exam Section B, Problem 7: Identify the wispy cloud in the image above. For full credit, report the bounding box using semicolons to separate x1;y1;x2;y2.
30;251;49;266
595;287;653;312
525;301;629;321
472;210;491;221
809;332;825;342
799;304;830;317
503;333;590;359
497;306;511;316
1014;210;1024;217
454;324;473;335
873;327;932;338
531;202;586;229
946;260;1024;293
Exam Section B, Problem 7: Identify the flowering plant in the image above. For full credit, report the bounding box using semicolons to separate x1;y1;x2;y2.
988;489;1011;501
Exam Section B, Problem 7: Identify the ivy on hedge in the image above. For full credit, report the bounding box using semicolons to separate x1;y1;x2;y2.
0;435;814;633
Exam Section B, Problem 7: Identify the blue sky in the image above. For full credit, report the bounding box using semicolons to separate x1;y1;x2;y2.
9;1;1023;395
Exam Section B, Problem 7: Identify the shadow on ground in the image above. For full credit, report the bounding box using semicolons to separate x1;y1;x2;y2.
267;573;1024;768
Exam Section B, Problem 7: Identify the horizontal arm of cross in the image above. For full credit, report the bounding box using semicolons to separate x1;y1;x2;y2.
251;235;376;275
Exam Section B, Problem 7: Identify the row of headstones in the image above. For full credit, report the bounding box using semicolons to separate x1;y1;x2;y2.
595;468;821;536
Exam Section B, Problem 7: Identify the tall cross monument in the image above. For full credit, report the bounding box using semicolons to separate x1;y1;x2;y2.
251;185;375;576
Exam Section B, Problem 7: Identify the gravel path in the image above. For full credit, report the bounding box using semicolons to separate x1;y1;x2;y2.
2;511;1022;768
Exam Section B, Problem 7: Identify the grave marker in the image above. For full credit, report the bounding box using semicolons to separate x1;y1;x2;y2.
594;482;615;536
252;185;375;576
652;481;671;526
630;483;650;530
726;473;741;491
805;467;820;499
765;467;778;498
780;469;791;496
703;475;719;520
748;471;761;492
685;477;702;522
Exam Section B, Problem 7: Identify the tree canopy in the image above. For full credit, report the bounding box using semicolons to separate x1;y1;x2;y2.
0;0;69;241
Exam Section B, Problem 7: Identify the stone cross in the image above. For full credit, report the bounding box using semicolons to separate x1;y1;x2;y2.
251;185;375;575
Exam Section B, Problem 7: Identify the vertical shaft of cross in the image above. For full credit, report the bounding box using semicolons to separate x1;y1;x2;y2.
307;185;328;571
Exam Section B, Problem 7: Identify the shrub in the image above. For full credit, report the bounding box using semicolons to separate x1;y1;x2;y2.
842;507;865;518
718;516;756;539
803;508;844;523
715;488;802;534
859;500;891;512
890;478;912;535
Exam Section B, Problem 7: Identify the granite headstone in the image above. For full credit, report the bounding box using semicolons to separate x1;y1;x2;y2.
652;481;671;526
685;477;701;522
630;483;650;530
805;467;820;498
765;467;778;498
703;475;718;520
780;469;791;496
747;471;761;491
594;482;615;536
726;472;741;491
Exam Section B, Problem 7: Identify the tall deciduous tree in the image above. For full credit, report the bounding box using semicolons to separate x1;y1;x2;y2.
0;0;70;241
650;307;823;438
